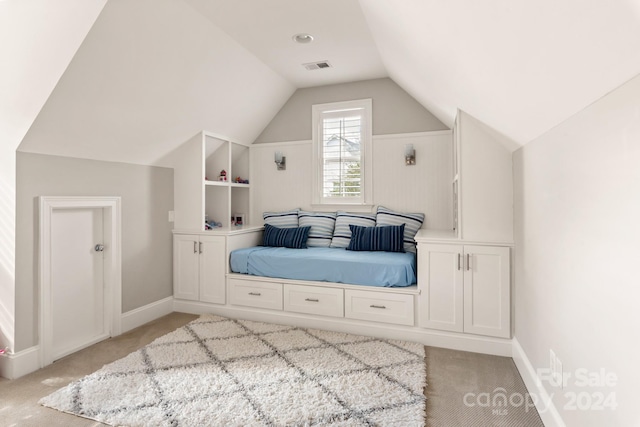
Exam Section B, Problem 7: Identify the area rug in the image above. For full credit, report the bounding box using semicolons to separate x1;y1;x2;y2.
40;314;426;426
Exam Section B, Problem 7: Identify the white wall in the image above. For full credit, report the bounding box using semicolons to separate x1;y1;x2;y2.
17;0;294;167
15;153;174;351
0;0;106;353
250;131;453;229
514;74;640;426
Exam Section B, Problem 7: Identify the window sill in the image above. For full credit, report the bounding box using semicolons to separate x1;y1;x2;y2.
310;203;375;213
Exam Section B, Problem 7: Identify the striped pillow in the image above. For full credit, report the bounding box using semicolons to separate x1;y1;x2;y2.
330;211;377;248
262;209;300;228
376;206;425;252
262;224;310;249
346;224;405;252
298;211;337;247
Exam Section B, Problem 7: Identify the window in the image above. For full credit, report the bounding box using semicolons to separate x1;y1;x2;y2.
312;99;372;206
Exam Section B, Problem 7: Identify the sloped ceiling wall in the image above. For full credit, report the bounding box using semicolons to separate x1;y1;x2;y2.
17;0;295;167
359;0;640;145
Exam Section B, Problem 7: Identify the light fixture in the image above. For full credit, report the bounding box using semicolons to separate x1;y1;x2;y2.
292;33;314;44
405;144;416;165
274;151;286;171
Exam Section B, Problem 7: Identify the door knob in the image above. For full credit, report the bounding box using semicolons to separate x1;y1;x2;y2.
95;244;105;252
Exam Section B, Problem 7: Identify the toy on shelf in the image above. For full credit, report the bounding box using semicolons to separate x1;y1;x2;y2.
234;176;249;184
218;170;227;181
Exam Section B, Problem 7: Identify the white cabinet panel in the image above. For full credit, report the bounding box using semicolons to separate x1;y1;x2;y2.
418;244;463;332
345;289;414;326
199;236;226;304
418;242;510;338
173;234;199;300
463;245;510;338
229;278;283;310
284;284;343;318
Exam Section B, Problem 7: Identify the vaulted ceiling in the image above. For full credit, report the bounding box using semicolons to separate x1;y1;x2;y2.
9;0;640;166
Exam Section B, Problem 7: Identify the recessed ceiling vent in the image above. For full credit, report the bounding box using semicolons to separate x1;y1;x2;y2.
303;60;332;71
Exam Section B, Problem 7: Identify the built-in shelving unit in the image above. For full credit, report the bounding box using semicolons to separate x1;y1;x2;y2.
173;131;252;231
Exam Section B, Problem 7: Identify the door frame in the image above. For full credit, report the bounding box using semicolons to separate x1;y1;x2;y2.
39;196;122;367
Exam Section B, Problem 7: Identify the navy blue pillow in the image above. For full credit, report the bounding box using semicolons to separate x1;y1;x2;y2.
263;224;311;249
346;224;405;252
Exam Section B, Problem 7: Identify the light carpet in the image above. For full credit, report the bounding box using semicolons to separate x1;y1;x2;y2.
40;314;426;426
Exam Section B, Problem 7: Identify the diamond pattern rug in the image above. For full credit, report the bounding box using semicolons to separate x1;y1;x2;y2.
40;314;426;426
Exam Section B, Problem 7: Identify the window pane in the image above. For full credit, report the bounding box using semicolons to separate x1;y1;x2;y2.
321;112;362;198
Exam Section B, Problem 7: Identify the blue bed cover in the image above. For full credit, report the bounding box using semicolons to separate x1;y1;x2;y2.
230;246;416;287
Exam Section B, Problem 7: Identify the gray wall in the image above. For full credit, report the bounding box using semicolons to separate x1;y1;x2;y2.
254;78;448;143
15;153;174;351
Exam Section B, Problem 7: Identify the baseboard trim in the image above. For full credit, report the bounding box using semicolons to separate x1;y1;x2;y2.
121;296;174;333
512;338;566;427
0;345;40;380
173;300;512;357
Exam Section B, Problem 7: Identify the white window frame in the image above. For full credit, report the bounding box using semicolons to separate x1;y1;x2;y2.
311;99;373;207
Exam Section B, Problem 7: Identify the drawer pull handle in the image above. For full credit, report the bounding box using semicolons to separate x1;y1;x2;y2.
248;292;261;296
370;304;386;309
305;298;319;302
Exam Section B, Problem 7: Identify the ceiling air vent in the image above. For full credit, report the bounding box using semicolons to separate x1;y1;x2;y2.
303;60;332;71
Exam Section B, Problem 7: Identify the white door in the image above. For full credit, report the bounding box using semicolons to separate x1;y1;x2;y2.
50;207;109;360
463;245;510;338
199;236;226;304
418;244;464;332
173;234;199;300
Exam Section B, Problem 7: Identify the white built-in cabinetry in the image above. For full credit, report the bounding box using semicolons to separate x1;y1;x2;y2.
173;131;251;230
416;109;514;340
416;239;510;338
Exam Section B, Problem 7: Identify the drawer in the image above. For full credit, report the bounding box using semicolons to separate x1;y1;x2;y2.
284;284;344;318
344;290;415;326
228;278;283;310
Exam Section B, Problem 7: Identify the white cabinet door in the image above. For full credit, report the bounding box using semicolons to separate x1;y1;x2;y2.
418;244;464;332
174;234;199;300
463;245;510;338
199;235;226;304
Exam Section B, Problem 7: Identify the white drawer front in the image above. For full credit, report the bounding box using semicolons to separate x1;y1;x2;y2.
345;290;415;326
284;284;344;318
228;278;283;310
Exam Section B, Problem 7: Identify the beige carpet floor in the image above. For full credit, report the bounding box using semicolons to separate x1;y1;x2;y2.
0;313;544;427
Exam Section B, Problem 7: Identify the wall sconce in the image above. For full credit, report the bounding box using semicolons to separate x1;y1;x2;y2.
405;144;416;165
274;151;286;170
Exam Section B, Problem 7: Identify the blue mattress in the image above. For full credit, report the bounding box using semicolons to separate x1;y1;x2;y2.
230;247;416;287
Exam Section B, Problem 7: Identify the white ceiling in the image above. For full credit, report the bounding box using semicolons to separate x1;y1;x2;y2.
13;0;640;166
184;0;387;88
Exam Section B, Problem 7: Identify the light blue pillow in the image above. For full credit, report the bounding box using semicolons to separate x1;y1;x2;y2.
298;211;337;247
263;209;300;228
376;206;425;252
347;224;405;253
330;211;377;248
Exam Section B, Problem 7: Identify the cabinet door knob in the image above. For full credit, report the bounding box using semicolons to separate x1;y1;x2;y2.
466;253;471;271
305;298;319;302
248;292;261;296
458;253;462;270
370;304;386;309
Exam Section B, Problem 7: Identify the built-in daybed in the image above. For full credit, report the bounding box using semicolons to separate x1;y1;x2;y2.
224;207;424;325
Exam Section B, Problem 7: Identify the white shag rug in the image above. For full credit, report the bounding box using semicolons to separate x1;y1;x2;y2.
40;315;426;426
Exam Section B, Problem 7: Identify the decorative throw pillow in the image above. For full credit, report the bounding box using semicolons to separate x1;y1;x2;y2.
262;209;300;228
298;211;337;247
346;224;405;253
262;224;310;249
375;206;425;252
330;211;377;248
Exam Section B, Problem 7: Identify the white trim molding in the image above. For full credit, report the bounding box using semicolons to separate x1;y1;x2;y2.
121;296;174;333
0;346;40;380
39;196;122;368
173;300;513;357
512;338;566;427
